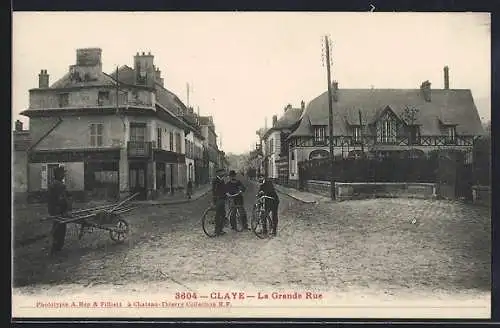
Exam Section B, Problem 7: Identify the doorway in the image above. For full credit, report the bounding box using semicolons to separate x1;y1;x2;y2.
129;162;147;200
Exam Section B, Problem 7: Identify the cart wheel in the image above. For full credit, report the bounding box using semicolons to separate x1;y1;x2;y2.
110;219;129;243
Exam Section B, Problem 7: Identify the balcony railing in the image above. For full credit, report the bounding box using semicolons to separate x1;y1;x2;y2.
127;141;152;158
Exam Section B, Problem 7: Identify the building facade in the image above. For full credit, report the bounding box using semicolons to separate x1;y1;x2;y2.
261;103;304;184
199;116;220;180
287;66;486;188
13;120;31;200
21;48;198;201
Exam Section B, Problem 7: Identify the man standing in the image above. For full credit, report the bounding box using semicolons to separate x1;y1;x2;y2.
257;173;280;236
47;166;71;254
225;170;249;231
212;168;227;236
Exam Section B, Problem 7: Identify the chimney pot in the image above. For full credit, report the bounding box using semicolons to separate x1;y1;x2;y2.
38;69;49;88
301;100;305;110
142;52;145;55
332;81;339;102
15;120;23;131
444;66;450;90
148;51;151;55
272;115;278;127
420;80;432;102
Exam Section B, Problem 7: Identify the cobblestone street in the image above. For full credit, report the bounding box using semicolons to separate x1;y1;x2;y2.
14;180;490;304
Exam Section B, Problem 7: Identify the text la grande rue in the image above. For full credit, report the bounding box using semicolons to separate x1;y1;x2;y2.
211;291;323;300
257;292;323;300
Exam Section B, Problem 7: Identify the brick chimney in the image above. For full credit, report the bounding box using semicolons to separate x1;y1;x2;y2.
15;120;23;131
301;100;305;110
443;66;449;90
154;66;164;87
134;51;155;86
420;80;432;102
272;115;278;127
332;81;339;102
38;69;49;88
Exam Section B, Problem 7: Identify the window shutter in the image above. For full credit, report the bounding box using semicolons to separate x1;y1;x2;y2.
41;164;48;189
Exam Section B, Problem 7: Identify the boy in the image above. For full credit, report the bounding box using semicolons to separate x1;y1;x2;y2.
211;168;227;236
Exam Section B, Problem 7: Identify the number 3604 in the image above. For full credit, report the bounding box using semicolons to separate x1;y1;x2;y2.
175;292;197;300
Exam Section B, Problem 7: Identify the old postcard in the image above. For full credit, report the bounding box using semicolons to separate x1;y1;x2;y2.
12;11;491;319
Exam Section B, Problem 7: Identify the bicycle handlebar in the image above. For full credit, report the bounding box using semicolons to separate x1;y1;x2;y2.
226;191;242;198
257;195;275;200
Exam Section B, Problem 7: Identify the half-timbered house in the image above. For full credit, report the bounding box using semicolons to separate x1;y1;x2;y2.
287;66;486;188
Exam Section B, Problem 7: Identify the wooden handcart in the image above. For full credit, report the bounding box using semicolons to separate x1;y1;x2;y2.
42;192;140;244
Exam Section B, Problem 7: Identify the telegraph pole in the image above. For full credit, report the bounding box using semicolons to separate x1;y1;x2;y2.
323;35;336;200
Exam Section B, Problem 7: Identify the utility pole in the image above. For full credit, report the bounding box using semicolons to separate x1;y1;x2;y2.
186;83;190;107
115;66;120;115
358;110;364;153
323;35;336;200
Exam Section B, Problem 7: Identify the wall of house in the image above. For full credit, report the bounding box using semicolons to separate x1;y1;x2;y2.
29;87;154;109
32;115;126;150
28;162;85;192
13;151;28;194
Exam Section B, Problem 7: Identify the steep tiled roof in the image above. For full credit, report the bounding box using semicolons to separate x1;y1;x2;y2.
274;107;304;129
50;71;116;89
289;88;485;138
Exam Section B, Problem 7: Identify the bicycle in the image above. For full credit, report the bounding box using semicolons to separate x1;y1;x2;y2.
201;191;245;237
251;194;276;239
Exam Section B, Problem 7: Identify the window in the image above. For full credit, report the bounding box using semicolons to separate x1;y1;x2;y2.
176;133;182;153
353;126;362;143
58;93;69;107
314;126;326;145
291;151;295;160
43;163;64;189
448;126;456;143
98;91;109;106
157;128;162;149
169;132;174;151
90;123;104;147
270;139;274;154
380;120;396;143
130;123;146;142
409;126;420;145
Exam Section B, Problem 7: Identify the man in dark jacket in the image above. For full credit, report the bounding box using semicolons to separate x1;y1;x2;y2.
225;170;249;231
212;168;227;236
48;166;70;254
257;173;280;236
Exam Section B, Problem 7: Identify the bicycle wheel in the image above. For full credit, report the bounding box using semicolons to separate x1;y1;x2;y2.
253;211;271;239
234;207;245;232
202;206;217;237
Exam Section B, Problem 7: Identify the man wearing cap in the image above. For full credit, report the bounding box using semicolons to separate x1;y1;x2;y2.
225;170;249;231
212;168;227;236
47;166;71;254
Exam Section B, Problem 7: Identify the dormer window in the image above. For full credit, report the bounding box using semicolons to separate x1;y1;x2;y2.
352;126;362;143
447;126;456;144
314;126;326;145
408;125;420;145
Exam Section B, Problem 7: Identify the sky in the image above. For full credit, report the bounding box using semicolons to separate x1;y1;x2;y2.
13;12;491;154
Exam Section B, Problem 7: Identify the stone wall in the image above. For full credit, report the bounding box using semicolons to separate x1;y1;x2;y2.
303;180;438;200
